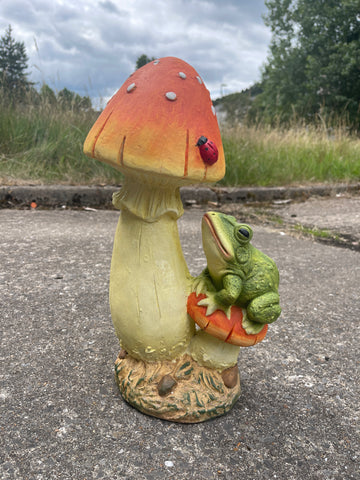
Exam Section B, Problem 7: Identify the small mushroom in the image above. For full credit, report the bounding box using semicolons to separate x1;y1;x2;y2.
187;293;268;370
187;293;268;346
83;57;225;362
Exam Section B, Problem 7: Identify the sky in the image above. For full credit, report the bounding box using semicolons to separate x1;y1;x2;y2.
0;0;272;108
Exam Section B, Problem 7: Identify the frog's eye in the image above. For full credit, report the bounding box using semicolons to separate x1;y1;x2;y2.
235;225;252;242
239;228;249;238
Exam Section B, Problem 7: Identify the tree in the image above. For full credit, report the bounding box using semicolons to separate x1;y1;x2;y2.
213;84;263;123
57;87;92;112
57;87;75;109
40;84;57;106
73;93;92;112
254;0;360;126
135;54;156;70
0;25;31;100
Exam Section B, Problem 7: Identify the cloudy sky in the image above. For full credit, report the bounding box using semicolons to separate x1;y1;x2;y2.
0;0;272;108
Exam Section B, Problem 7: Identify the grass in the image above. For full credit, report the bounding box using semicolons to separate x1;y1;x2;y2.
0;101;123;185
221;124;360;186
293;224;339;240
0;101;359;186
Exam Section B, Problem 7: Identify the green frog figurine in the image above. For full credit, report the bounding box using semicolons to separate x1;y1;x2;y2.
193;212;281;334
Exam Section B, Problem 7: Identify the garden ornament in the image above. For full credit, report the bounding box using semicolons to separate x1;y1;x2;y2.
84;57;281;422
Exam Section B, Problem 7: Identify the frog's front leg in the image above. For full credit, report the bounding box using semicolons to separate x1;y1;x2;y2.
247;292;281;325
198;274;242;319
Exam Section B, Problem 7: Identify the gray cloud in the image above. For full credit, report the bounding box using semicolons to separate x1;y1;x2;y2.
0;0;271;106
99;1;120;14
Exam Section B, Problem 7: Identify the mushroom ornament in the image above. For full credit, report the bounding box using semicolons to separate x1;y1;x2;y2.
84;57;280;423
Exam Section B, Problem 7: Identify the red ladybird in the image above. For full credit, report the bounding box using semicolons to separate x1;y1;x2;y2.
196;136;218;165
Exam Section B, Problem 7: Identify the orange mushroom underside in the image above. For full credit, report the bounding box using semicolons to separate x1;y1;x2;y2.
187;293;268;347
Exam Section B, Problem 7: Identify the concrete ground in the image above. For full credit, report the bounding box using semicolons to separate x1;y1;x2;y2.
0;195;359;479
220;193;360;252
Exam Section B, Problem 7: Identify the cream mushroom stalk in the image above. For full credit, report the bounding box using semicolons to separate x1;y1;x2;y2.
190;331;240;371
83;57;225;363
109;172;194;361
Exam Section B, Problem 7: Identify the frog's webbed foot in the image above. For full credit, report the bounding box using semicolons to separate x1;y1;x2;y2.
192;271;216;296
198;292;232;319
242;315;265;335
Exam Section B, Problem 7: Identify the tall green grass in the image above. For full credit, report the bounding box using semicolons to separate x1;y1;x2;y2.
0;100;359;186
221;124;360;186
0;100;123;185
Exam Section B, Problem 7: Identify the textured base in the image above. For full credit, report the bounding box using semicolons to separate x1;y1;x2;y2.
114;351;240;423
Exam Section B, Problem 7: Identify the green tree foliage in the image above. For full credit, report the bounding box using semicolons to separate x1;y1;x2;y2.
40;84;57;106
57;87;75;109
213;84;263;123
57;87;92;112
0;26;92;112
0;25;31;100
136;54;156;69
254;0;360;127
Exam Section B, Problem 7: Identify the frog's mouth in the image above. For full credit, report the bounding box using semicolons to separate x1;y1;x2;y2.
203;213;231;259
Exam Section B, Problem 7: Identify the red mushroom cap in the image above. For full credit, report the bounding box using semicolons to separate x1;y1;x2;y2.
83;57;225;184
187;293;268;347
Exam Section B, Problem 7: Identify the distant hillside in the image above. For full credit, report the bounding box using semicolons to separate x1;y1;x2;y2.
213;84;262;123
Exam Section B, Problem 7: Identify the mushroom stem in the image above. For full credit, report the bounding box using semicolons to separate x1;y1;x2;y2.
109;177;195;361
189;331;240;370
112;174;184;221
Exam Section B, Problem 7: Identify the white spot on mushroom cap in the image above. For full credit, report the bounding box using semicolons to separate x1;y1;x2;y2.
165;92;177;101
196;76;203;84
178;72;186;79
127;83;136;93
211;105;216;115
153;60;160;65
